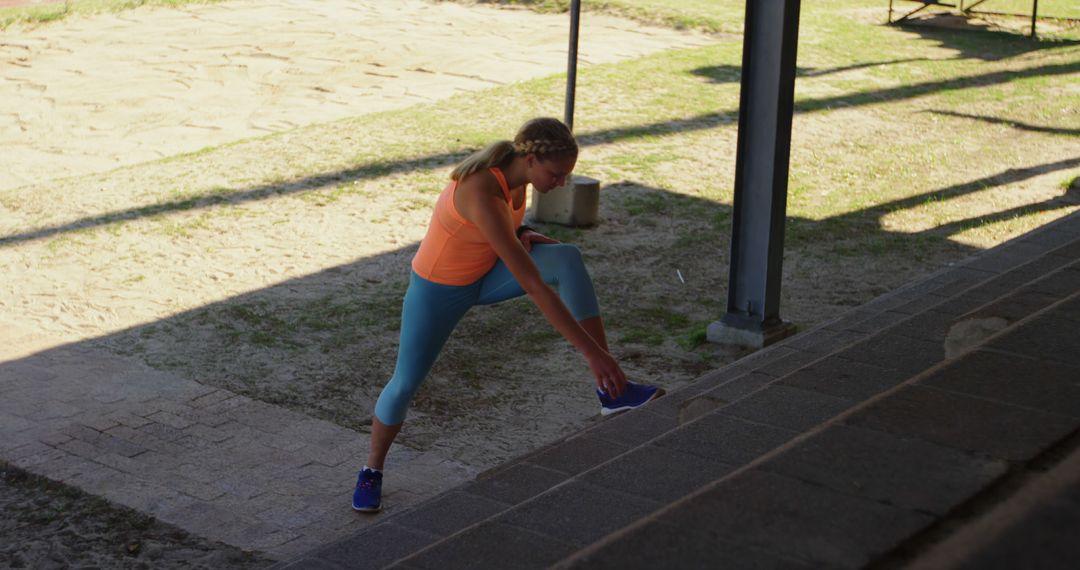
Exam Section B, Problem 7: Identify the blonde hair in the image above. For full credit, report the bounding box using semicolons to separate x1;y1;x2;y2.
451;117;578;181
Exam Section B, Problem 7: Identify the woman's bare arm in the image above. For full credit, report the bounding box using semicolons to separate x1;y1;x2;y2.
456;174;626;395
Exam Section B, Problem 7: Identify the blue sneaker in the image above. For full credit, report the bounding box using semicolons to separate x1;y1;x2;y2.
352;468;382;513
597;382;663;416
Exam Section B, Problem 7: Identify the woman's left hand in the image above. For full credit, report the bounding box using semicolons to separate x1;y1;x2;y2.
519;230;560;252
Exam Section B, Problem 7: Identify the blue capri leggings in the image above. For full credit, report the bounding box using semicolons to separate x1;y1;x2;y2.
374;243;599;425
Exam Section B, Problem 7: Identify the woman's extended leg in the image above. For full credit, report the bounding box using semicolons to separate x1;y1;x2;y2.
367;273;477;468
476;243;600;320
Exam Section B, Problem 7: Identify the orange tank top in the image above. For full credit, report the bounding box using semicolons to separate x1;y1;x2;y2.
412;167;526;285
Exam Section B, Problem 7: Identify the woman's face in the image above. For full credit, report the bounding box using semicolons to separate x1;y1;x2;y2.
529;154;577;192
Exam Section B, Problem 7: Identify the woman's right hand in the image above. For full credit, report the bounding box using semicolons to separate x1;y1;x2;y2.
586;349;627;399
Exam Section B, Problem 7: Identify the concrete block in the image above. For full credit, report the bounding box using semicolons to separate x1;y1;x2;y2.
762;424;1007;515
693;363;754;387
393;491;507;537
96;433;148;458
823;308;877;332
675;395;728;425
968;291;1064;325
172;475;227;501
653;412;796;466
24;399;81;420
563;520;816;570
582;444;735;503
987;315;1080;368
1019;226;1080;249
643;386;713;419
5;440;55;461
529;175;600;227
781;328;864;356
56;438;101;460
93;452;148;475
890;310;956;343
587;409;678;447
721;385;853;432
109;411;153;428
61;422;104;442
837;333;944;375
656;469;933;569
843;311;909;334
0;412;32;433
778;356;904;401
702;372;775;404
961;242;1046;274
919;350;1080;418
189;389;235;409
248;528;303;552
954;502;1080;570
11;446;67;469
466;462;567;506
889;294;950;316
78;413;121;432
755;349;820;378
317;522;440;569
256;504;326;530
708;316;799;348
276;557;347;570
404;521;575;570
526;434;629;476
1058;293;1080;324
735;346;799;370
146;410;194;430
139;421;187;442
498;480;659;547
845;385;1077;462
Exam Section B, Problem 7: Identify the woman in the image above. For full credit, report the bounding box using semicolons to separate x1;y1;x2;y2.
353;117;662;513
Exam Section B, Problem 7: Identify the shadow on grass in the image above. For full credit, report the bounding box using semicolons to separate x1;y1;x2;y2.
690;58;932;85
893;13;1080;60
925;110;1080;137
4;51;1077;249
4;149;1075;440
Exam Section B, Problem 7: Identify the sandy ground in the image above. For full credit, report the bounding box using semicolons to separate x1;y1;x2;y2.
0;0;712;192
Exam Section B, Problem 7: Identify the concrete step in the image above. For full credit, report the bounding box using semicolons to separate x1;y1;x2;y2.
277;211;1080;569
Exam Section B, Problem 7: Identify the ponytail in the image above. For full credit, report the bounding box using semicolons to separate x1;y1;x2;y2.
449;118;578;181
450;141;515;181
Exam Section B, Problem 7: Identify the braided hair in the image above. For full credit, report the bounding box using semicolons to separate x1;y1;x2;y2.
450;117;578;181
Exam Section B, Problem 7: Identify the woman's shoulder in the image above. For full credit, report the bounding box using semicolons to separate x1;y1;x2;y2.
456;169;506;202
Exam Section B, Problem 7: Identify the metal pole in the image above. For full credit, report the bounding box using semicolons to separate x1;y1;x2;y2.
1032;0;1039;38
708;0;801;347
565;0;581;131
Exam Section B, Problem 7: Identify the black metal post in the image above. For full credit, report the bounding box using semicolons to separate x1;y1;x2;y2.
565;0;581;131
1032;0;1039;38
708;0;801;347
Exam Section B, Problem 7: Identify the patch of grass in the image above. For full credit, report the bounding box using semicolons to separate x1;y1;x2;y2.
0;0;225;30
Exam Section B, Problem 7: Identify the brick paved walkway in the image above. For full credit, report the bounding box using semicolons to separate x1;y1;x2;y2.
0;343;476;559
